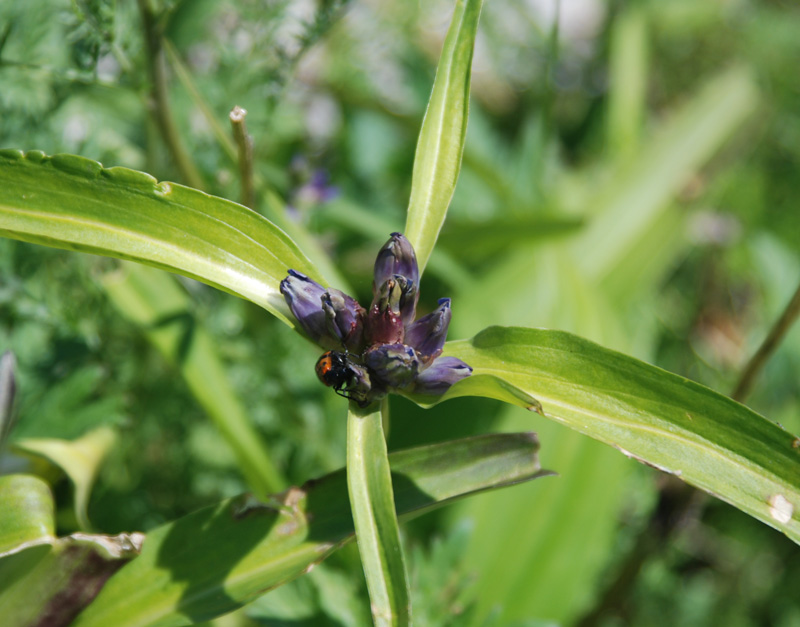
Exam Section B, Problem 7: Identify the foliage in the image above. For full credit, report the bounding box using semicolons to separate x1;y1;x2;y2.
1;0;800;625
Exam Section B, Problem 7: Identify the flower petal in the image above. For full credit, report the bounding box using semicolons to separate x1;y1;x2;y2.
404;298;451;362
412;356;472;396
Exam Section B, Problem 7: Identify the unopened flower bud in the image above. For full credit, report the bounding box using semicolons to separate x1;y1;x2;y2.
364;343;420;390
404;298;451;363
412;356;473;396
373;233;419;321
321;289;365;352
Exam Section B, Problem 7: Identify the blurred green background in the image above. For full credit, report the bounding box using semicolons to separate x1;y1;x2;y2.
1;0;799;625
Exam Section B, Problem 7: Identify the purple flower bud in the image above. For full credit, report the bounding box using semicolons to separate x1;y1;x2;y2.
366;278;406;346
412;356;472;396
321;289;365;352
373;233;419;321
364;343;420;390
404;298;451;363
280;270;329;345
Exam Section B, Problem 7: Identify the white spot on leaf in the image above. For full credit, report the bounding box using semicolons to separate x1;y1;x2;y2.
768;494;793;524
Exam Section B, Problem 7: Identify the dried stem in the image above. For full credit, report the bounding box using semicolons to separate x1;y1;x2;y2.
731;280;800;402
229;106;255;209
137;0;204;190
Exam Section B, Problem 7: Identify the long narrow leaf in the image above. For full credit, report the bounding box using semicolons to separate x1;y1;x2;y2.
71;433;545;627
347;401;410;626
102;263;285;496
0;150;320;327
432;326;800;543
404;0;483;274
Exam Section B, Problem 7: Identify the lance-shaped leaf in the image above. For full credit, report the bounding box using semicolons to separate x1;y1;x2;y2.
426;326;800;543
0;150;320;328
71;432;547;627
404;0;483;275
102;262;285;496
0;475;143;627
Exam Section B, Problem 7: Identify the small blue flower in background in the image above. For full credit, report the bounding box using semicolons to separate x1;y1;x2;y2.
281;233;472;406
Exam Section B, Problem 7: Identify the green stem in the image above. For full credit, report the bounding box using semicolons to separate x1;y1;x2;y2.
137;0;204;190
347;399;411;626
163;39;238;165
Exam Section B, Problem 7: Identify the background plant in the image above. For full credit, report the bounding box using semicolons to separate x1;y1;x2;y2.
1;0;800;625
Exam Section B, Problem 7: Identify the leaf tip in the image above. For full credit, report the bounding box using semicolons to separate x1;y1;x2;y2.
527;399;544;414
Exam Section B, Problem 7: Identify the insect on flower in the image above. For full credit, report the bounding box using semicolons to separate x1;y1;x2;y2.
281;233;472;407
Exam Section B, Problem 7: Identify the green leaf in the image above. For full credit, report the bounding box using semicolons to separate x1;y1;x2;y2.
102;262;285;496
404;0;483;274
0;150;320;328
0;475;54;555
347;400;410;626
13;426;116;532
0;532;143;627
0;475;143;627
71;432;546;627
439;326;800;542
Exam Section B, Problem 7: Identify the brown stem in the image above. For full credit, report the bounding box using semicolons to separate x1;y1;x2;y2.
731;280;800;402
229;106;255;209
137;0;204;190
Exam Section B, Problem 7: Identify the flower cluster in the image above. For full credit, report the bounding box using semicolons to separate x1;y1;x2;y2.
280;233;472;407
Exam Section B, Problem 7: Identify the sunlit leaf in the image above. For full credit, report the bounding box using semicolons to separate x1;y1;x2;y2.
433;326;800;543
0;150;320;328
0;475;54;555
72;432;546;627
0;474;143;627
13;427;116;532
404;0;483;275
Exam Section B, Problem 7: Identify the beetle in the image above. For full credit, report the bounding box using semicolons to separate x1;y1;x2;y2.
315;350;375;407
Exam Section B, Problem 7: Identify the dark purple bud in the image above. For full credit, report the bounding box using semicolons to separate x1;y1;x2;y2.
364;343;420;390
373;233;419;313
366;278;406;346
412;356;472;396
346;362;381;407
280;270;329;346
404;298;451;363
321;289;365;352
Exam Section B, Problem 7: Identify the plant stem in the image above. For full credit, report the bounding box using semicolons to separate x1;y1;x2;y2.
578;277;800;626
163;39;238;164
347;398;411;626
731;280;800;402
137;0;204;190
230;106;255;209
